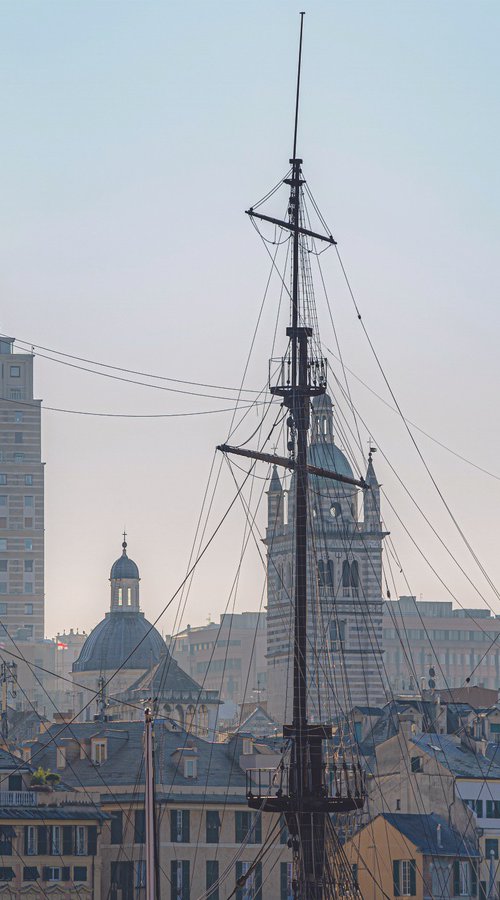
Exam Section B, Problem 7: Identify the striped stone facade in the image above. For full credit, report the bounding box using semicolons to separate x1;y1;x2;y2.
265;395;387;723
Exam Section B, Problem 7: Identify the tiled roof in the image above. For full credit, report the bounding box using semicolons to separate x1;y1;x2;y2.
380;812;479;858
412;732;500;779
28;721;248;793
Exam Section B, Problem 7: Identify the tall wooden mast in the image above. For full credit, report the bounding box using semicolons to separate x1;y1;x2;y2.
219;14;365;898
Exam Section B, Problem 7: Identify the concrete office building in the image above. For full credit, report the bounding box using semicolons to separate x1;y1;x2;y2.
384;596;500;693
0;337;44;640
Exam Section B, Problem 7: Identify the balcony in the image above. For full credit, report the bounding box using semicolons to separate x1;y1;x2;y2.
0;790;38;806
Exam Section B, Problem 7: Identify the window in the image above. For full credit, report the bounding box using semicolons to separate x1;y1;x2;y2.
236;861;262;900
110;812;122;844
25;826;37;856
23;867;39;882
452;860;476;897
24;496;33;507
9;389;22;400
0;603;6;615
0;868;14;882
342;559;350;595
14;432;23;444
10;366;20;377
135;860;146;889
207;860;219;900
235;811;261;844
127;587;132;606
206;811;220;844
393;859;416;896
410;756;422;773
134;809;146;844
0;476;6;486
24;582;33;594
24;624;33;638
0;827;13;855
15;413;23;423
0;497;6;508
0;585;7;597
50;826;61;855
184;757;196;778
14;453;25;463
24;517;33;527
350;559;359;595
330;620;346;649
486;800;500;819
24;603;33;616
74;866;88;882
76;825;86;856
171;860;189;900
43;867;61;882
92;740;107;764
24;560;33;572
24;539;33;550
25;475;33;486
281;862;293;899
117;587;123;606
486;839;499;860
171;809;190;843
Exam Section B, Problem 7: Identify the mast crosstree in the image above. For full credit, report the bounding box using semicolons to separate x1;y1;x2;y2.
219;14;365;899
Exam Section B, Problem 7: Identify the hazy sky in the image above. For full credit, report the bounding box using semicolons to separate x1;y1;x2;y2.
2;1;500;639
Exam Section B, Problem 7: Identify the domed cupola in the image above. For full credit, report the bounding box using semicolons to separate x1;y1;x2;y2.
110;538;140;581
308;393;354;481
72;535;165;675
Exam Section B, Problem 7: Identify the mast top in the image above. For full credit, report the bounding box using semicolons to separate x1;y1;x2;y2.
292;13;306;161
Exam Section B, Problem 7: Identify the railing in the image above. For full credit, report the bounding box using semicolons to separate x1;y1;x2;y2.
0;790;38;806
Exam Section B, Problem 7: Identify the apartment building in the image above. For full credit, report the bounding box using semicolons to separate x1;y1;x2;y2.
0;337;44;640
384;596;500;692
169;612;267;709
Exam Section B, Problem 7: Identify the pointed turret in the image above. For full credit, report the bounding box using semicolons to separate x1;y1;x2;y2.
364;447;381;531
267;465;283;532
109;535;141;611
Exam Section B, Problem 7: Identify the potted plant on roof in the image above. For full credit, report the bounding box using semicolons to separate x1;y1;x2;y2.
30;766;51;792
45;771;60;790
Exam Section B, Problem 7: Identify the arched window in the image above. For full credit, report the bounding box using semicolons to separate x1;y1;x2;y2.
318;560;325;587
326;559;334;588
342;561;350;596
127;587;132;606
117;587;123;606
350;560;359;596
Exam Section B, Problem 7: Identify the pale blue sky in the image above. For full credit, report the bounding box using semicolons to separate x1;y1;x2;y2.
2;1;500;637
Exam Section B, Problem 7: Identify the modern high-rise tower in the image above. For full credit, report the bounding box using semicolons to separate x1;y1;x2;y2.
0;338;44;640
265;393;387;722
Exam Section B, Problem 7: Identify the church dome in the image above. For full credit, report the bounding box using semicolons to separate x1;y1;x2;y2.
308;441;354;481
110;541;139;580
73;611;165;673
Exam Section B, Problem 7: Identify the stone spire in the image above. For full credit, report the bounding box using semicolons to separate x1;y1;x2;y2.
364;447;381;531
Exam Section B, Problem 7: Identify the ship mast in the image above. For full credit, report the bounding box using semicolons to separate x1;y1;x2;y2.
219;14;365;898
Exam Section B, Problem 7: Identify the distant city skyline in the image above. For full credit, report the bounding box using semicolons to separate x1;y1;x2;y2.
2;2;500;637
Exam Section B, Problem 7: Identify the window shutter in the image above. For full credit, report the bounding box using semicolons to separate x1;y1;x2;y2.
253;813;262;844
62;867;70;882
471;861;478;897
280;862;289;900
24;826;29;856
110;812;122;844
182;861;190;900
393;860;400;897
171;860;177;895
170;810;176;843
235;861;243;900
409;859;416;896
453;861;460;897
182;811;190;843
38;827;47;856
255;861;262;900
62;826;73;856
42;867;50;882
235;812;243;843
87;826;97;856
